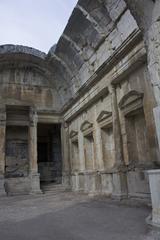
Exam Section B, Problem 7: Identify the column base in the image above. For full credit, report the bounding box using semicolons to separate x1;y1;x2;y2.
0;175;6;196
62;172;71;190
30;173;42;194
146;214;160;230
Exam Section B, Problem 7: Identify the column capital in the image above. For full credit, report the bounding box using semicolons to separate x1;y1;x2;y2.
0;107;6;126
29;107;38;127
62;121;69;129
108;84;116;94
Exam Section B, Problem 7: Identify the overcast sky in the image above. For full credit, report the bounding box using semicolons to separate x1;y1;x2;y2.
0;0;77;53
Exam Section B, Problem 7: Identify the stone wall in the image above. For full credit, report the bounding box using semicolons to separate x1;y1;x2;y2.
63;39;159;199
0;0;160;199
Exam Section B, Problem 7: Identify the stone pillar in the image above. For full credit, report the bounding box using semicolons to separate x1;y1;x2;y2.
28;108;41;194
61;121;71;189
111;85;124;166
0;107;6;196
110;85;128;199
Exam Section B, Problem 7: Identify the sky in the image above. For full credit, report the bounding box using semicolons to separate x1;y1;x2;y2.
0;0;77;53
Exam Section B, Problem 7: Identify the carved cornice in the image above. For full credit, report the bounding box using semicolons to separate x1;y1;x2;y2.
70;130;78;139
80;121;93;132
119;90;144;115
119;90;143;109
29;107;38;127
0;107;6;126
97;111;112;123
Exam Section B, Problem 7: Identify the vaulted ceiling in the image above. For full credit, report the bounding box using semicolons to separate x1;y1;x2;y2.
47;0;139;105
0;0;141;107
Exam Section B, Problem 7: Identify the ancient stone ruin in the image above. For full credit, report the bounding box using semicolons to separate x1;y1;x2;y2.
0;0;160;227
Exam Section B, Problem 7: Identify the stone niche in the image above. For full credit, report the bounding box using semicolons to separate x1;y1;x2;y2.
80;120;98;194
81;121;94;171
97;111;114;196
119;90;150;199
70;130;79;172
97;111;115;170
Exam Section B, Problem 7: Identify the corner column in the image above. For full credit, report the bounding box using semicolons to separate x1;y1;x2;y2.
0;107;6;196
28;108;41;194
110;85;128;199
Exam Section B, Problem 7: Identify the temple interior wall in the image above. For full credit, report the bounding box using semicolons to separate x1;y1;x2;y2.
66;60;159;199
0;0;160;202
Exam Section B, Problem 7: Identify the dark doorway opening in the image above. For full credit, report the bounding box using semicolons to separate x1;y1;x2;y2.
37;123;62;186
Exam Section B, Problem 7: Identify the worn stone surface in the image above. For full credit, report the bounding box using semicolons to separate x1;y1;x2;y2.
0;191;151;240
0;3;160;232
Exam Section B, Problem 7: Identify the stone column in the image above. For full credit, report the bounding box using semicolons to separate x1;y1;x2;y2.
28;108;41;194
110;85;128;199
0;107;6;196
61;121;71;189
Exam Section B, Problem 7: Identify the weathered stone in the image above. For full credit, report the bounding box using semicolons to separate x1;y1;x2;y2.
0;1;159;223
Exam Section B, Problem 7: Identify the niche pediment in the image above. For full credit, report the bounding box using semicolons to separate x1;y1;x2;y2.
119;90;144;110
70;130;78;139
97;111;112;123
80;121;93;132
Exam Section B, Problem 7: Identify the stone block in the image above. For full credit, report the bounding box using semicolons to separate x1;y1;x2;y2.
0;175;6;196
147;169;160;227
105;0;127;22
127;171;150;199
84;171;98;195
30;173;42;194
71;173;79;191
78;173;85;191
101;173;113;196
5;177;31;195
112;172;128;199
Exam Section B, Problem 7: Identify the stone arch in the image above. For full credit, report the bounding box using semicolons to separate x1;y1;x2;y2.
47;0;139;105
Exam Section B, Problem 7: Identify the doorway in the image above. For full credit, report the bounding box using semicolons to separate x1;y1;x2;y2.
37;124;62;185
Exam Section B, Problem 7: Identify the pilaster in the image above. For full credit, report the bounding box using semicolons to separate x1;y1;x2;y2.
110;85;128;199
28;107;41;194
61;121;71;189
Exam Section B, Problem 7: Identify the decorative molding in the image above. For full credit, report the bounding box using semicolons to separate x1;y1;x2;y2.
97;111;112;123
119;90;143;109
0;107;6;126
29;107;38;127
70;130;78;139
80;121;93;132
62;29;143;116
119;90;144;115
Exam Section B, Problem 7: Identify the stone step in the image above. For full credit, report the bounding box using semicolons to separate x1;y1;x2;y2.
40;184;66;194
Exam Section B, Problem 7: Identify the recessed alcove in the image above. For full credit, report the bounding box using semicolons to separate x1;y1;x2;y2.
84;133;94;171
125;109;150;165
101;125;115;170
71;140;79;171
